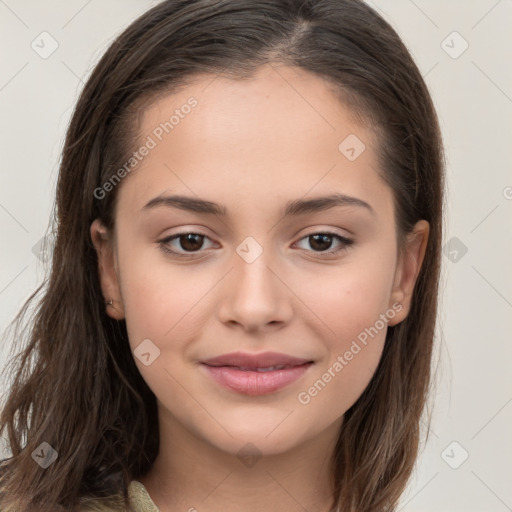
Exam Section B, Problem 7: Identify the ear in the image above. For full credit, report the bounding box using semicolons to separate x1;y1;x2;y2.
387;220;429;326
90;219;125;320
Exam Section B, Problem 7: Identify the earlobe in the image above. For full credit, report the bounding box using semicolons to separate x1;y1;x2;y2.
387;220;430;326
90;219;125;320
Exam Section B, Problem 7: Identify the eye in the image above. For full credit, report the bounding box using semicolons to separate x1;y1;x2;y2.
158;232;217;257
158;230;354;259
294;232;354;256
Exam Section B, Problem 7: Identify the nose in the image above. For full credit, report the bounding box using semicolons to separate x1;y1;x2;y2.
217;245;293;333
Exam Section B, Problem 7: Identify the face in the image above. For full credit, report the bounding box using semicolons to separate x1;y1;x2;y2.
92;64;428;457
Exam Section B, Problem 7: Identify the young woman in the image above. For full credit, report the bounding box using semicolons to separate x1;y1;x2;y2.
0;0;444;511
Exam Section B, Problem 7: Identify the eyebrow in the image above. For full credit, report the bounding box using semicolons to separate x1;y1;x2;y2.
142;193;375;217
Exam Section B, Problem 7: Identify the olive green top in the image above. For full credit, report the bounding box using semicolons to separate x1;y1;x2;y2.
81;481;160;511
128;481;159;512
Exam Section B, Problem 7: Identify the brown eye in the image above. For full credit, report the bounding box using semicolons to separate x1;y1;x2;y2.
177;233;205;252
309;234;335;251
295;232;354;256
159;232;216;257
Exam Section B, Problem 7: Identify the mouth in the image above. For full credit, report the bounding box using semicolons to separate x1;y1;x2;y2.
210;364;304;372
200;351;314;395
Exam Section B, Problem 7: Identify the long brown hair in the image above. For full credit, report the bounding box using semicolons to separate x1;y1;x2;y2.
0;1;444;510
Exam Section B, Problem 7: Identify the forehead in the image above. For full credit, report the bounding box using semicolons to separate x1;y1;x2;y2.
140;64;368;153
116;64;392;220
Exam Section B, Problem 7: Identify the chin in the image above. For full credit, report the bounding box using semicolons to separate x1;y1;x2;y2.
197;417;309;458
216;433;303;459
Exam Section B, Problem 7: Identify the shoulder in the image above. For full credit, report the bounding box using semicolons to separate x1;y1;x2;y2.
79;484;153;512
128;480;159;512
82;481;160;511
0;459;156;511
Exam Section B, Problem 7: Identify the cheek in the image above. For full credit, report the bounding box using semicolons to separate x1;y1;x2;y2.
116;243;204;350
117;258;210;404
296;251;396;341
295;289;390;422
292;253;396;415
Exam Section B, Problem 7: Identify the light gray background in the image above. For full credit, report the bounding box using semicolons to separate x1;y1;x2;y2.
0;1;511;511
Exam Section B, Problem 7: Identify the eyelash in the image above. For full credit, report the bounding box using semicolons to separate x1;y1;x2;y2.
157;231;354;259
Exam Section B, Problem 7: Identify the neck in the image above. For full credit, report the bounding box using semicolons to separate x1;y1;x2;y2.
138;406;342;512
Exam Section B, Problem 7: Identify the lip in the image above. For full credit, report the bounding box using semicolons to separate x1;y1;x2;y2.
201;351;314;396
202;351;312;368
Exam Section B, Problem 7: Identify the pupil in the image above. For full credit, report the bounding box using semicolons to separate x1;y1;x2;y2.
181;234;203;251
310;234;332;251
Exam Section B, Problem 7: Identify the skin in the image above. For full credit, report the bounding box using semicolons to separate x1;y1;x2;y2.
91;63;429;512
